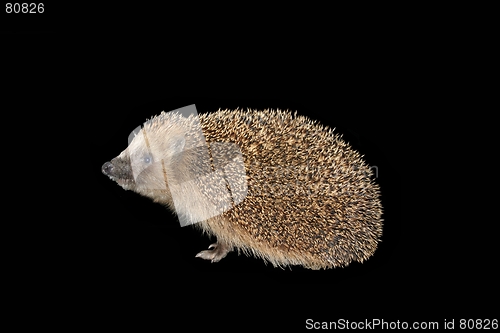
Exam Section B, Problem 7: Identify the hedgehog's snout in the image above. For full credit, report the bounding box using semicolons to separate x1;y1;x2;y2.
102;156;134;184
102;161;114;176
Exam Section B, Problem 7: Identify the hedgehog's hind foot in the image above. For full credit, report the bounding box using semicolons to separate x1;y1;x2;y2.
195;242;232;263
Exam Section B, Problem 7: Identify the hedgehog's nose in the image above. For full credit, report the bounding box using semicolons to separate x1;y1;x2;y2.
102;162;114;176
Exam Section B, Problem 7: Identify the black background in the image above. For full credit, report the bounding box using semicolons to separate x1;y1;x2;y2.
3;9;497;329
86;95;406;325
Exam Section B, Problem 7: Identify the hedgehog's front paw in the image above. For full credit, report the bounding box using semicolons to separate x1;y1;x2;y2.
195;242;231;263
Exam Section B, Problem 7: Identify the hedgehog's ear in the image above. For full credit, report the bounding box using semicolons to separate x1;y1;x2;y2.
169;135;186;155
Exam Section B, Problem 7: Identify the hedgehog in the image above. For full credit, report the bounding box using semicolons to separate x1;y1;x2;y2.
101;107;383;269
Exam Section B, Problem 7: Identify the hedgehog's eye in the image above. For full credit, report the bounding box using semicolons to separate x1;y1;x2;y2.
143;155;152;164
